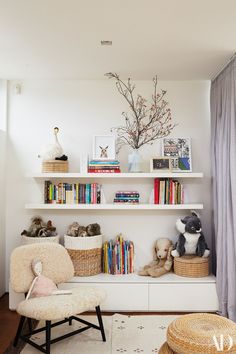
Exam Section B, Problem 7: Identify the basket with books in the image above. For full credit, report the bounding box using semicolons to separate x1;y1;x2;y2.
64;222;102;276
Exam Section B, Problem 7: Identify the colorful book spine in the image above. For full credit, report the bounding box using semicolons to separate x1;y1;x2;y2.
102;235;134;275
154;178;184;204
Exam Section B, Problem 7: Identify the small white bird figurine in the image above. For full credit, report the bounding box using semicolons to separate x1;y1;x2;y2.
40;127;64;161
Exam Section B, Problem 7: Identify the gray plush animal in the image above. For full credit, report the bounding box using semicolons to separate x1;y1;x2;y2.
86;223;101;236
171;212;210;258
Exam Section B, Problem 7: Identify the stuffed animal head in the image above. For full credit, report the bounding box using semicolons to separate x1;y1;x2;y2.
78;226;87;237
176;211;202;234
86;223;101;236
67;222;80;237
154;238;173;260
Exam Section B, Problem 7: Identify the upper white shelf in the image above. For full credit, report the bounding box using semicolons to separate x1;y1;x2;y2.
28;172;203;179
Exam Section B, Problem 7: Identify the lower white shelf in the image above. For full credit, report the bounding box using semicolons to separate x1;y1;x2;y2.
25;203;204;210
59;273;218;312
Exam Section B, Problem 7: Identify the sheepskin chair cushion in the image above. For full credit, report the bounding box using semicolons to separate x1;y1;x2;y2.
17;287;106;321
10;243;74;293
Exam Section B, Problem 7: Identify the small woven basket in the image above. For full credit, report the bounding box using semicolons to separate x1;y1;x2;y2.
174;255;209;277
21;235;60;245
42;160;68;173
64;234;102;276
167;313;236;354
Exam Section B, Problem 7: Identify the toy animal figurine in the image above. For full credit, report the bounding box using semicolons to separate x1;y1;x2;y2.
100;146;108;158
78;226;87;237
67;222;80;237
86;223;101;236
171;212;210;258
21;217;57;237
138;238;173;277
39;127;64;161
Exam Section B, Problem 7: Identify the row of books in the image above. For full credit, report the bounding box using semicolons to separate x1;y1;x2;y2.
114;190;140;204
102;235;134;274
44;181;101;204
88;159;121;173
154;178;184;204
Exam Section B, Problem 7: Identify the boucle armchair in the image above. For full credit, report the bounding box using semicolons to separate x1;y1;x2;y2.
10;243;106;354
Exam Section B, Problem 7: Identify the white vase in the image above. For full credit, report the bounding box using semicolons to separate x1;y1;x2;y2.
128;149;142;172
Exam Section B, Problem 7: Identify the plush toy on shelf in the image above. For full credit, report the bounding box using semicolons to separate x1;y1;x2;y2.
171;211;210;258
138;238;173;277
21;216;57;237
39;127;68;161
66;222;101;237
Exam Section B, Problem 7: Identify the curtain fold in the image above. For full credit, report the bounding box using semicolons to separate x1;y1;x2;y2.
211;58;236;321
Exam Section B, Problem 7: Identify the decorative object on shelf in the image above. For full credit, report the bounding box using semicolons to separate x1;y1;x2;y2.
128;149;143;173
88;159;121;173
80;153;89;173
67;222;101;237
174;255;209;277
64;233;103;276
21;216;59;244
162;137;192;172
106;72;176;172
171;212;210;258
93;135;116;160
114;190;140;204
102;234;134;274
138;238;173;277
150;157;171;172
44;180;102;204
153;178;184;204
42;160;68;173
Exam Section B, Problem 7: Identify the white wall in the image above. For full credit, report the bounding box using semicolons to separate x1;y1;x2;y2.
0;80;7;296
5;79;211;289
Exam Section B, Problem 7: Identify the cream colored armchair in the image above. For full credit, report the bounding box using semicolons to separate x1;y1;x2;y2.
10;243;106;354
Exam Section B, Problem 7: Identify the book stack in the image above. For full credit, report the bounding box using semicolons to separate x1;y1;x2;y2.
114;191;140;204
102;234;134;275
154;178;184;204
88;159;121;173
44;181;101;204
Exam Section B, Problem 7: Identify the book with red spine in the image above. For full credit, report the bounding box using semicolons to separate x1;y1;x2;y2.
154;178;160;204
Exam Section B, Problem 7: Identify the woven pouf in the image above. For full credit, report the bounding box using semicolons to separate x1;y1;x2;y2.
167;313;236;354
174;255;209;277
159;341;175;353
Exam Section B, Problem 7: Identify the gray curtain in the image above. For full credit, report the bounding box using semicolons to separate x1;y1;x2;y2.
211;57;236;321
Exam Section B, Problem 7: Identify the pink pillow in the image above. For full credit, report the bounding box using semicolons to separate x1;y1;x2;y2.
30;275;58;298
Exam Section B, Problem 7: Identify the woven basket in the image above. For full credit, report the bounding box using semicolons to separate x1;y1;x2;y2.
159;342;175;353
174;255;209;277
167;313;236;354
42;160;68;173
64;234;102;276
21;235;60;245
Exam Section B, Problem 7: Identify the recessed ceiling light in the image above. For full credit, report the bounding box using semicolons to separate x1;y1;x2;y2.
101;40;112;46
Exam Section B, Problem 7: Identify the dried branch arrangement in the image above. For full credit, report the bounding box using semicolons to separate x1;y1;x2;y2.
106;72;176;151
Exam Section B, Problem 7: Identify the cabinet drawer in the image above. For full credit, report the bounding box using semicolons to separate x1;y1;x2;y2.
60;282;149;311
149;283;219;312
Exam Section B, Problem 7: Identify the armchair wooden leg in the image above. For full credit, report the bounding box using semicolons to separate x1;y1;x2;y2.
13;316;26;347
45;320;51;354
69;317;72;326
95;306;106;342
27;317;33;333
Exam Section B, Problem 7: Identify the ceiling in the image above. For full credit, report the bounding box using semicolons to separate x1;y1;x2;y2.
0;0;235;80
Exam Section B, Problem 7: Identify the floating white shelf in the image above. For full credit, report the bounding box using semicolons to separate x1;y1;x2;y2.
69;272;216;284
25;203;203;210
28;172;203;179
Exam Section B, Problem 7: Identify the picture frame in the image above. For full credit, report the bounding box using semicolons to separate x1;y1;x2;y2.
161;137;192;172
150;157;171;172
93;135;116;160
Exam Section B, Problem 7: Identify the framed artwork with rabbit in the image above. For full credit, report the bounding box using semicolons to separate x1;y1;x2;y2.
93;135;116;160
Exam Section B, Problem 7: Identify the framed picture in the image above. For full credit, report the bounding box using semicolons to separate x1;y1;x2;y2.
161;137;192;172
150;157;171;172
93;135;116;160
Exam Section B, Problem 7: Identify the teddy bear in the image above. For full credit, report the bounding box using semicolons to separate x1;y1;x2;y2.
138;238;173;277
171;211;210;258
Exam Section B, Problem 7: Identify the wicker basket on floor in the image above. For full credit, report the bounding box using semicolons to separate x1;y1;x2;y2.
174;255;209;277
159;342;175;353
42;160;68;173
167;313;236;354
64;235;102;276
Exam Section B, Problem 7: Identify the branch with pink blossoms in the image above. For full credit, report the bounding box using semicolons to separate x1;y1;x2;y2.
105;73;176;151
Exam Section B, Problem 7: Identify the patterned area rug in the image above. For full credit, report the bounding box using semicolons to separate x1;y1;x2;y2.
21;314;178;354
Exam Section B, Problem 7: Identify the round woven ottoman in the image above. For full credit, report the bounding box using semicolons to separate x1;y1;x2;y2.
159;341;175;353
167;313;236;353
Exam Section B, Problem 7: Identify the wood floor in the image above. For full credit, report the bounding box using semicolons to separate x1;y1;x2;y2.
0;293;20;353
